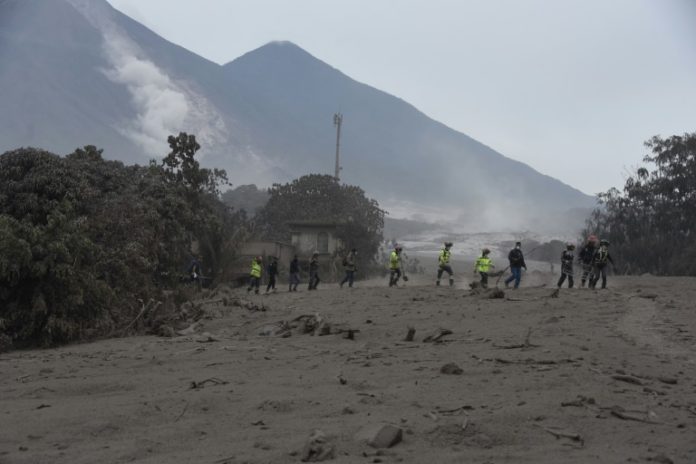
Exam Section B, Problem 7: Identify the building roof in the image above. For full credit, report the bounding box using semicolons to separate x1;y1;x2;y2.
287;220;344;229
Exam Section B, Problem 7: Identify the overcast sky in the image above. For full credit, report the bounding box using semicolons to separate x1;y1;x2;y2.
107;0;696;195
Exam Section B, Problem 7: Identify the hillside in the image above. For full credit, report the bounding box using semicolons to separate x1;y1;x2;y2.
0;0;595;230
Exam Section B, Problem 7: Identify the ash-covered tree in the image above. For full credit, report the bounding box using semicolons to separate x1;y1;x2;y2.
158;132;237;278
0;136;245;348
584;132;696;275
256;174;385;271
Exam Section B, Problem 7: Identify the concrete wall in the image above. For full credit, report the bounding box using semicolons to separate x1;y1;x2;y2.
291;228;342;256
240;241;295;267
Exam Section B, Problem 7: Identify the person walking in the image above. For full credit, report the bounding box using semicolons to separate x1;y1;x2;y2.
557;243;575;288
308;252;321;290
288;255;300;292
340;249;357;288
578;235;598;287
589;240;614;289
388;245;403;287
186;255;203;290
265;256;278;293
436;242;455;287
473;248;494;288
504;241;527;289
247;256;262;294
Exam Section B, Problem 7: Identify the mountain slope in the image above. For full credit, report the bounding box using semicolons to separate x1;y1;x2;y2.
0;0;594;230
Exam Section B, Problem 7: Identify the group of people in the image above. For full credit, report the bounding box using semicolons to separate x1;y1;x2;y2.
246;249;358;294
388;237;614;290
557;235;615;289
242;236;615;294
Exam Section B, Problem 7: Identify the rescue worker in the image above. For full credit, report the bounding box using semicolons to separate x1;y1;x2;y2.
436;242;455;287
578;235;598;287
289;255;300;292
308;252;320;290
504;241;527;289
557;243;575;288
340;249;357;288
265;256;278;293
388;245;403;287
247;256;262;294
473;248;494;288
589;239;614;289
186;255;202;289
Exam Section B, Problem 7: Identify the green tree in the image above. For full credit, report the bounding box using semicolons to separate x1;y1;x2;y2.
584;132;696;275
256;174;385;271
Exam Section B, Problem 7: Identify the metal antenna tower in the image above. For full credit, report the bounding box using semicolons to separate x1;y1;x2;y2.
333;112;343;180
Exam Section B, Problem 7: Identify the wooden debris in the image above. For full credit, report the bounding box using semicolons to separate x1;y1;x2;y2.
435;405;474;415
609;406;662;424
561;395;596;407
533;423;584;445
404;326;416;342
423;329;453;343
611;374;644;386
189;377;228;390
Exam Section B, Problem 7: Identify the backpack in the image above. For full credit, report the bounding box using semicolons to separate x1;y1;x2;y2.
509;249;523;265
342;256;348;267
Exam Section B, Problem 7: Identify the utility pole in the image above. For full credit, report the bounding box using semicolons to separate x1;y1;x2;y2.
333;112;343;181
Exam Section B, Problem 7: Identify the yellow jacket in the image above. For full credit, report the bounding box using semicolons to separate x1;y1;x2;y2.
439;249;451;267
475;256;493;273
389;251;401;270
250;259;262;278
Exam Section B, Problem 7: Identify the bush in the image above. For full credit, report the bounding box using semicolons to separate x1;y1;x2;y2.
0;136;246;347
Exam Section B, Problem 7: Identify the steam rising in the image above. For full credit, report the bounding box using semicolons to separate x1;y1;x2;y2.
103;38;189;155
67;0;228;158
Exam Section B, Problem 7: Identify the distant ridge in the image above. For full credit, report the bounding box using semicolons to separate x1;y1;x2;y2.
0;0;594;230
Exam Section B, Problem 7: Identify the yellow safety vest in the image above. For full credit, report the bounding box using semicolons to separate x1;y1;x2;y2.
250;259;262;278
439;249;451;266
389;251;401;270
475;256;492;273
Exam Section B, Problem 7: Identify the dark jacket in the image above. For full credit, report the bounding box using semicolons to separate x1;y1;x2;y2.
579;244;596;264
267;261;278;277
343;252;356;272
309;257;319;273
592;247;614;266
561;250;574;274
289;258;299;274
508;248;526;268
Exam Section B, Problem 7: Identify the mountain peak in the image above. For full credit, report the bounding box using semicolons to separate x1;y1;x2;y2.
224;40;324;69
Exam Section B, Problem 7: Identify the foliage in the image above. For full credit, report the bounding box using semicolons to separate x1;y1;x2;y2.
255;174;385;271
0;134;246;347
221;184;270;215
583;132;696;275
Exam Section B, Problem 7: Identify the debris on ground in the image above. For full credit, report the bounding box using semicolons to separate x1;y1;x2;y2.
300;429;335;462
189;377;228;390
533;423;584;446
440;363;463;375
423;328;452;343
357;424;403;449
